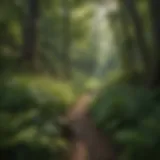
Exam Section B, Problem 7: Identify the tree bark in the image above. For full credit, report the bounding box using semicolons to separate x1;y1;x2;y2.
21;0;39;70
116;1;135;72
61;0;72;79
148;0;160;87
123;0;150;79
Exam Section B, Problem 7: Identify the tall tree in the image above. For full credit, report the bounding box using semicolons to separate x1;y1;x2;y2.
123;0;150;80
115;1;136;72
61;0;72;79
148;0;160;87
21;0;39;69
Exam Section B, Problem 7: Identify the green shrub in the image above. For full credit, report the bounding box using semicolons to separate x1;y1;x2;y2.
90;84;160;160
0;75;75;159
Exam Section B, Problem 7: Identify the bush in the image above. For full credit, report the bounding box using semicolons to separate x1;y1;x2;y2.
90;84;160;160
0;75;75;160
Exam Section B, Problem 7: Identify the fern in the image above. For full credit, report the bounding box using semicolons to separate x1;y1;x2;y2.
90;84;160;160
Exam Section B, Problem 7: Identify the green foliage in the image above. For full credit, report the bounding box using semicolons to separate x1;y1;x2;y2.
0;75;74;159
1;0;160;160
90;84;160;160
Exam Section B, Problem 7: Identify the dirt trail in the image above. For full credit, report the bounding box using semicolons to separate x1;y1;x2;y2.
65;91;116;160
67;93;94;121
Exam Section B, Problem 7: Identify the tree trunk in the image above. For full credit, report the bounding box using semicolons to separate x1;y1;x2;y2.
123;0;150;79
21;0;39;70
148;0;160;87
116;1;135;72
61;0;72;79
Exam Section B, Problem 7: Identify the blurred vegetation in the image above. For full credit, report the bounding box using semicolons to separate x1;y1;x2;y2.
91;84;160;160
0;74;74;159
1;0;160;160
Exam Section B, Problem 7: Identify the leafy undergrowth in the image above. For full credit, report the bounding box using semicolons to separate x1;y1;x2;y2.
90;83;160;160
0;74;75;159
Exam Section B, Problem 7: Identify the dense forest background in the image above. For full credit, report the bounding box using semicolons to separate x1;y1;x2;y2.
1;0;160;160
